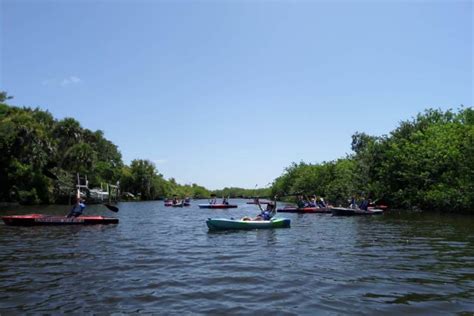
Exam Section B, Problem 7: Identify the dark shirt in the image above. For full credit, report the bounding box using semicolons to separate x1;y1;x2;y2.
261;211;271;220
68;202;85;217
359;200;369;211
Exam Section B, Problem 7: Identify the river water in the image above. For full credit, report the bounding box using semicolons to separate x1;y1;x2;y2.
0;200;473;314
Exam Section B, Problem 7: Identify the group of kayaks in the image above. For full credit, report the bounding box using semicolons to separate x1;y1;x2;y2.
203;199;387;231
164;198;191;207
197;197;238;209
277;205;386;215
205;202;388;231
165;197;239;209
0;199;387;230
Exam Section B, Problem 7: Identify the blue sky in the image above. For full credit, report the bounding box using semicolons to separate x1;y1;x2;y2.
1;0;472;189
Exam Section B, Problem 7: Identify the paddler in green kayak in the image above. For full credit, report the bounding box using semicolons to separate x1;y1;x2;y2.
242;198;277;221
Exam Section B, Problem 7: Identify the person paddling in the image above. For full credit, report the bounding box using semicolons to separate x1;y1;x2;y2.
296;195;306;208
242;197;277;221
172;195;179;205
209;194;217;205
257;201;276;220
67;190;86;218
316;196;326;208
349;196;357;209
359;197;369;211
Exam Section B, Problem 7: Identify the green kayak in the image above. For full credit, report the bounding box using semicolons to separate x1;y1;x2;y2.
206;217;291;231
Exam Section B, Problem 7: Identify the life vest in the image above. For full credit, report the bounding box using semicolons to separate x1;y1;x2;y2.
261;211;271;220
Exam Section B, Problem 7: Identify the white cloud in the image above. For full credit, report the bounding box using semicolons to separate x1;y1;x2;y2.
60;76;82;86
42;76;83;87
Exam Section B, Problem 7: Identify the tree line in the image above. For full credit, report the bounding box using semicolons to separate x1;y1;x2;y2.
1;92;472;212
212;187;272;199
270;107;473;213
0;93;213;203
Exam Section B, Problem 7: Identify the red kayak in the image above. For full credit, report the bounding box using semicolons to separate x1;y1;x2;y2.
369;204;388;210
1;214;119;226
277;207;332;214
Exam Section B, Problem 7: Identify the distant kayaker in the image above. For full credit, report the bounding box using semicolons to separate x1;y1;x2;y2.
67;197;86;218
296;196;306;208
316;196;326;208
359;198;369;211
349;196;357;209
309;196;316;207
208;194;217;204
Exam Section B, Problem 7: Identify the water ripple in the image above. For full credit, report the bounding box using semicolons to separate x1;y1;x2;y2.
0;201;473;314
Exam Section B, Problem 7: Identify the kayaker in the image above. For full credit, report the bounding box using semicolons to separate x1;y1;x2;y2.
257;202;276;220
172;196;179;205
349;196;357;209
309;196;317;207
67;197;86;218
242;202;276;221
209;194;217;204
359;198;369;211
316;196;326;208
296;195;306;208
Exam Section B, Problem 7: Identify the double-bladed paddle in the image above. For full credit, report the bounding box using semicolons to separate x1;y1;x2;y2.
104;204;119;212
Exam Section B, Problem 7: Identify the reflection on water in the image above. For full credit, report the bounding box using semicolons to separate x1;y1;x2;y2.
0;201;473;314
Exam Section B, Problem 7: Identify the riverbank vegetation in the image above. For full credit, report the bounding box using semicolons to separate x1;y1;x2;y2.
270;107;473;213
212;187;272;199
0;93;212;203
1;92;471;212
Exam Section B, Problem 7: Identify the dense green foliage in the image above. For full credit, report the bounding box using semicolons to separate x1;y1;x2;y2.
2;92;471;212
212;187;272;199
271;108;473;213
0;101;123;204
0;97;210;203
119;160;211;200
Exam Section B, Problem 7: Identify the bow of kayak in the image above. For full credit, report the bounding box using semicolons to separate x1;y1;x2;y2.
206;217;291;230
199;204;238;209
331;207;384;216
1;214;119;226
